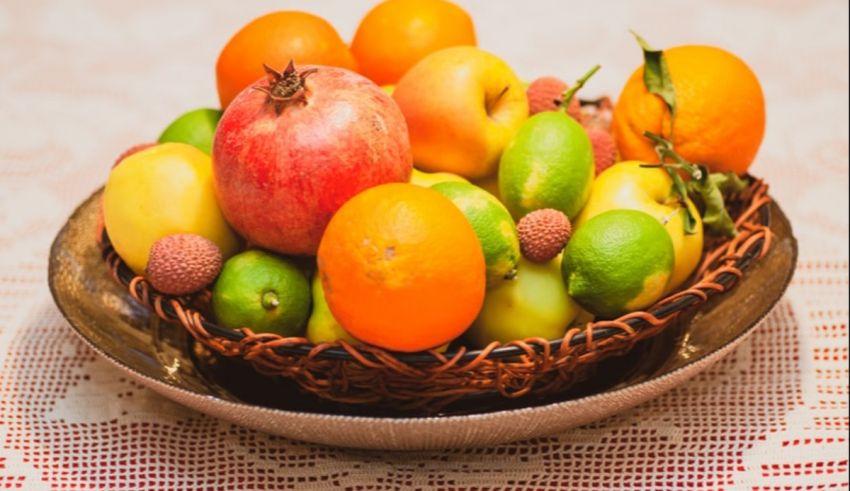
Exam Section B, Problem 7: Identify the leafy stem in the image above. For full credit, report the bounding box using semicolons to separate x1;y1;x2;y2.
630;31;676;135
561;64;601;108
641;131;748;237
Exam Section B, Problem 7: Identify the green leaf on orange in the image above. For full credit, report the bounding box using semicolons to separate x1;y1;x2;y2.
630;31;676;121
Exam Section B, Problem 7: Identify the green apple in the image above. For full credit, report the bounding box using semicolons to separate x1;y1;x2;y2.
466;256;580;347
158;108;222;155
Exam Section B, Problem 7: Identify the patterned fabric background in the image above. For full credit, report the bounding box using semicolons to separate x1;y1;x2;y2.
0;0;847;489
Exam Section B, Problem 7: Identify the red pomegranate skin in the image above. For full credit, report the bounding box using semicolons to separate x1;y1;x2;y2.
213;65;413;255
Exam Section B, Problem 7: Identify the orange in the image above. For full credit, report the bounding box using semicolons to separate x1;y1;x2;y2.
317;183;485;352
216;11;357;108
351;0;476;86
613;45;765;176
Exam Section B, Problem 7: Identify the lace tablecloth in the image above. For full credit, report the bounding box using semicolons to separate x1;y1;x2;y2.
1;1;847;489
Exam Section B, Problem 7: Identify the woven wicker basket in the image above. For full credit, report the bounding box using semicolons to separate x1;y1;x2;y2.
100;178;772;411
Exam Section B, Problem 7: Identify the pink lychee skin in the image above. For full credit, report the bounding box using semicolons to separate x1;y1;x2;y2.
526;76;582;122
145;234;223;296
586;127;617;175
517;208;573;264
213;65;413;256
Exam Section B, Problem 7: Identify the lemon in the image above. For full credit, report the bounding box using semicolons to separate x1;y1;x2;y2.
103;143;240;274
498;111;594;220
212;250;311;336
158;108;222;155
305;274;357;344
431;181;520;287
467;256;580;347
562;209;674;318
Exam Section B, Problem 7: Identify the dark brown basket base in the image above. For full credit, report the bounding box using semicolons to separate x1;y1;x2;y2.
100;180;773;412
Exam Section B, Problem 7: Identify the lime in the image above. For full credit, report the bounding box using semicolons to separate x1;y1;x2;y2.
158;108;222;155
575;161;704;292
467;256;580;347
431;181;520;287
305;274;357;344
561;209;674;318
212;250;311;336
498;111;594;220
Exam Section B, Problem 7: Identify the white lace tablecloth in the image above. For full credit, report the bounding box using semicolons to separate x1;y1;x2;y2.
1;1;847;489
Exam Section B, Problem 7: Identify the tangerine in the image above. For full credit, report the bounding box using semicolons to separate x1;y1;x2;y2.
216;11;357;108
351;0;476;85
613;45;765;176
317;183;486;352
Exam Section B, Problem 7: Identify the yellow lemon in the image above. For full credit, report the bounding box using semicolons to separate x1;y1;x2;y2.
104;143;240;274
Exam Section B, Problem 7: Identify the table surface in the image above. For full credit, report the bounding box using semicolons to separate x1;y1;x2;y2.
1;0;847;489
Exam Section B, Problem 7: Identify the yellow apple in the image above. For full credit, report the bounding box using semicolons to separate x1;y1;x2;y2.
393;46;529;180
408;168;468;187
575;161;704;291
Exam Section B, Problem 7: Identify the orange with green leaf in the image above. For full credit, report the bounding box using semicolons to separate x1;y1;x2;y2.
612;36;766;176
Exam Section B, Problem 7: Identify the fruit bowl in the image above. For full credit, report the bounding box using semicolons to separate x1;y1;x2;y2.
48;184;795;448
93;178;773;412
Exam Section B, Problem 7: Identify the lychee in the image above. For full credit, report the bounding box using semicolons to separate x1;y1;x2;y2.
113;142;156;168
580;96;614;131
586;127;617;175
526;76;582;122
517;209;572;264
145;234;223;295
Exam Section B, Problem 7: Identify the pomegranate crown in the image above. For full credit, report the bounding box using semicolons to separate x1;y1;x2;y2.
252;60;318;115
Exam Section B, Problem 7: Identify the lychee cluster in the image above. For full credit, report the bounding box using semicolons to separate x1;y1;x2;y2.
517;208;572;264
145;233;223;295
586;127;617;175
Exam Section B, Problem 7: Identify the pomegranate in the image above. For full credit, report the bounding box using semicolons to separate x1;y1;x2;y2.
213;62;412;255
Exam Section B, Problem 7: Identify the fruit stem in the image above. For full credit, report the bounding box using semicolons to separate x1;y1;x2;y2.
252;60;318;115
486;85;511;117
561;64;601;108
262;291;280;310
641;131;745;238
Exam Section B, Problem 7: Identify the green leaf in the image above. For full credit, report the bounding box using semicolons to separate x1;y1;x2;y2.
630;31;676;120
665;167;697;234
710;172;749;196
642;131;741;238
689;179;738;237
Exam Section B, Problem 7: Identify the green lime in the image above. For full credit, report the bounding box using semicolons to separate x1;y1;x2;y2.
212;250;311;336
431;181;520;287
305;274;357;344
467;256;580;347
561;209;674;318
158;108;222;155
498;111;594;220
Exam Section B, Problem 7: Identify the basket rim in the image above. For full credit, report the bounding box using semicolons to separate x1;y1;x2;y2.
102;177;772;365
